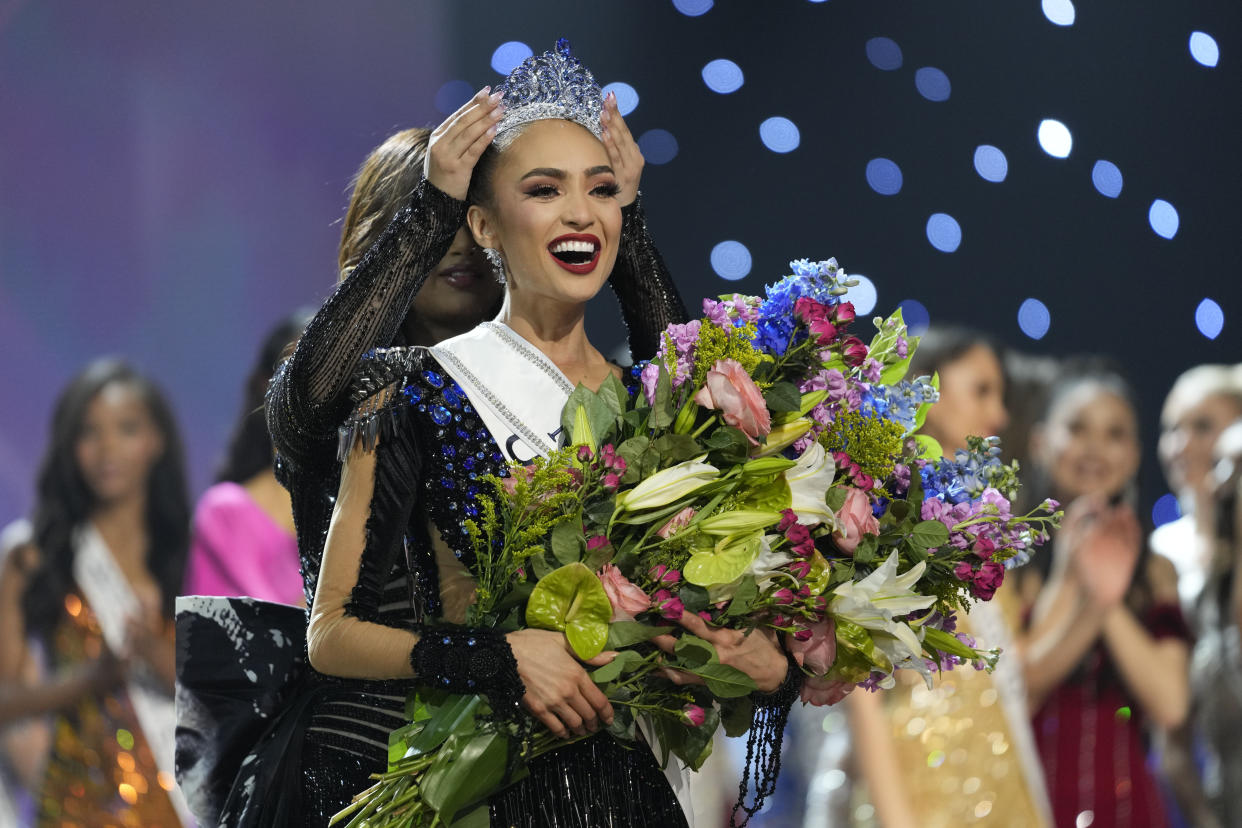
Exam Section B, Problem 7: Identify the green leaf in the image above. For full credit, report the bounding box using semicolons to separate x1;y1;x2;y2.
419;730;510;825
851;534;878;565
530;550;555;580
590;649;646;683
673;634;718;668
653;433;704;463
912;369;937;432
677;583;710;614
910;519;950;549
606;707;638;742
405;692;482;758
885;500;911;523
704;426;750;465
596;372;629;420
689;662;757;698
561;385;619;451
606;620;670;648
525;562;613;660
879;351;914;385
825;486;848;513
763;381;802;413
550;519;584;566
720;696;755;738
723;575;759;618
677;705;721;771
450;804;491;828
649;366;675;429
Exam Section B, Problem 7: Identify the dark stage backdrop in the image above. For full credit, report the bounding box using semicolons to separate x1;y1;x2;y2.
2;0;1239;530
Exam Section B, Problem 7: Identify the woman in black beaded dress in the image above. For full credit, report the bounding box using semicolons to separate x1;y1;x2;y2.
196;42;800;828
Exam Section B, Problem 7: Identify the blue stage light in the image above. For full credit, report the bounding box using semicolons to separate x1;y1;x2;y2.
1042;0;1075;26
602;82;639;116
1091;160;1123;198
1018;298;1051;340
759;117;800;153
637;129;679;165
702;59;744;94
1038;119;1072;158
926;213;962;253
435;80;474;115
491;41;533;75
915;67;951;102
1190;32;1219;67
672;0;713;16
1149;199;1179;239
1196;298;1224;339
711;241;752;281
1151;493;1181;527
973;145;1008;182
866;37;903;71
898;299;930;335
865;158;903;195
843;274;877;315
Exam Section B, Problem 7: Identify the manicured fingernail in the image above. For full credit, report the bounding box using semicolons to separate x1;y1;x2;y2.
489;90;504;104
481;85;491;95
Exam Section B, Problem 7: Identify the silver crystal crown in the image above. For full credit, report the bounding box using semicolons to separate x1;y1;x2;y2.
494;38;603;149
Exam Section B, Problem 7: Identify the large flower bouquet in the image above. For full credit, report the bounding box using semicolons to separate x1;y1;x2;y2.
333;259;1060;827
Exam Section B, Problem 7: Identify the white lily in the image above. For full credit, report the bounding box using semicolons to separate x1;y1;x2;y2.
828;550;935;667
615;457;719;512
744;534;794;582
784;441;837;526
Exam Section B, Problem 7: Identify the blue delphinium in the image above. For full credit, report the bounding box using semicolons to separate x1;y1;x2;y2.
754;258;857;355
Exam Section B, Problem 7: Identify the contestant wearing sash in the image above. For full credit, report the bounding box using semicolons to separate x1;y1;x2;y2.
0;359;192;826
225;42;796;826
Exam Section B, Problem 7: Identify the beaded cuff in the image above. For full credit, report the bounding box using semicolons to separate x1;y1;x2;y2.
410;626;525;712
732;650;803;828
752;650;804;707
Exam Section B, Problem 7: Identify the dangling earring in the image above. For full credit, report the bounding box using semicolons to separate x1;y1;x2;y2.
483;248;507;285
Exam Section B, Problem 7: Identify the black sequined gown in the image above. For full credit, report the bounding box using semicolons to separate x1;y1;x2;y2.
240;179;692;827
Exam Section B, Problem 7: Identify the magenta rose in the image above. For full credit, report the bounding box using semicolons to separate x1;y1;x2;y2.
788;617;837;676
970;560;1005;601
693;358;772;442
839;336;868;367
833;487;880;554
680;704;707;727
800;675;855;706
598;564;651;621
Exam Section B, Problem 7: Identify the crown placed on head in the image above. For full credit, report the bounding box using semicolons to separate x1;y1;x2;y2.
494;38;603;149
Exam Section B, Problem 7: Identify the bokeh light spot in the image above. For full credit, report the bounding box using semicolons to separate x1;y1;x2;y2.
842;274;878;315
637;129;679;164
898;299;930;335
1149;199;1179;239
1042;0;1076;26
711;241;752;281
602;82;639;116
1190;32;1220;67
759;117;800;153
434;80;474;115
973;145;1008;182
702;59;745;94
1196;298;1224;339
672;0;713;16
490;41;533;75
915;67;951;101
1038;119;1073;158
1091;160;1123;198
1151;493;1181;527
1017;298;1051;340
866;37;903;71
865;158;903;195
926;213;962;253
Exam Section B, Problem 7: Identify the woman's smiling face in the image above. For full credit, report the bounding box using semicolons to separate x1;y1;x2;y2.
468;119;622;308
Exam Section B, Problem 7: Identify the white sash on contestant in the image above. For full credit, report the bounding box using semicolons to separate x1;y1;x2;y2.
429;322;701;826
73;524;193;826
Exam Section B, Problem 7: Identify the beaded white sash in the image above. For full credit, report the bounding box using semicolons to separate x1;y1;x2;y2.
429;322;572;462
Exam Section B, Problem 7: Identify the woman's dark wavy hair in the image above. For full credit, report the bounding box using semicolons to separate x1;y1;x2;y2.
216;310;313;484
22;358;190;638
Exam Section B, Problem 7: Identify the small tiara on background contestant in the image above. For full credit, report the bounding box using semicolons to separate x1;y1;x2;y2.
494;38;603;150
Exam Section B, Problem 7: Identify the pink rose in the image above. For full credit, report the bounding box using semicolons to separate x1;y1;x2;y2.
598;564;651;621
656;506;697;539
653;589;684;620
831;301;856;325
800;675;854;706
787;617;837;675
693;359;771;442
833;487;880;554
681;703;707;727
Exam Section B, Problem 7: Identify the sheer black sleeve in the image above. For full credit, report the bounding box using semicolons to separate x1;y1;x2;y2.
608;193;688;362
267;179;467;471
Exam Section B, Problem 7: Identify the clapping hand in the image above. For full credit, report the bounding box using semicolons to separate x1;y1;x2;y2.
1063;496;1142;609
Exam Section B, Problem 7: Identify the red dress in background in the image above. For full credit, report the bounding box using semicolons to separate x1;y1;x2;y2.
1032;604;1190;828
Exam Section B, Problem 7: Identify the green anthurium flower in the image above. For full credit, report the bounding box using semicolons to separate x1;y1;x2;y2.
525;562;612;660
614;457;719;512
684;531;764;586
784;441;837;526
